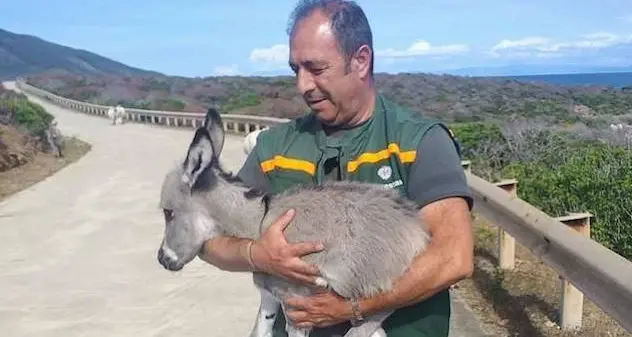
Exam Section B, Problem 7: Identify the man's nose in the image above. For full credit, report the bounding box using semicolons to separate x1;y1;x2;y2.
296;68;316;95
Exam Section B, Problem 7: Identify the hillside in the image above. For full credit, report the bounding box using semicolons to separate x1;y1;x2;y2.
24;70;632;128
0;28;161;80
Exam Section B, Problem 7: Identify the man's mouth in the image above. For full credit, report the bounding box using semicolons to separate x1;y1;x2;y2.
307;98;326;105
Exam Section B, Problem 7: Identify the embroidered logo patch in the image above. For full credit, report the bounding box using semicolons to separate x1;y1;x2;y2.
377;165;392;181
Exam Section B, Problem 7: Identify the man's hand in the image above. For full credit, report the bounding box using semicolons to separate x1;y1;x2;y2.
251;209;325;285
283;290;352;329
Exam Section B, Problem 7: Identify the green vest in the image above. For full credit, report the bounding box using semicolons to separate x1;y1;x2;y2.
254;95;456;337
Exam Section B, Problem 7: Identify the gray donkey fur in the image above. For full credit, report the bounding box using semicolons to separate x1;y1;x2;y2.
156;108;432;337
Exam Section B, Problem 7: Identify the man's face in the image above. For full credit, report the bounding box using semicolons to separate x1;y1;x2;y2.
289;11;362;126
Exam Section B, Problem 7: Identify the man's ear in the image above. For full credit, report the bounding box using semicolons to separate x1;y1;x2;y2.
182;128;215;189
351;44;372;79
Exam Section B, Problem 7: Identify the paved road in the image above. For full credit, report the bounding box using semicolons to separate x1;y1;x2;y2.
0;81;491;337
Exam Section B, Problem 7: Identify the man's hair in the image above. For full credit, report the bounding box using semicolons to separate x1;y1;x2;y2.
287;0;374;76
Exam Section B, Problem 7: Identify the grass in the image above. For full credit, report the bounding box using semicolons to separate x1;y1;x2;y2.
0;136;91;201
454;215;631;337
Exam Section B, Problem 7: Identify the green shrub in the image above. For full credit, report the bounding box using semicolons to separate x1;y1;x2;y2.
452;121;632;260
221;91;263;112
502;142;632;260
449;121;509;181
154;98;186;111
0;97;54;135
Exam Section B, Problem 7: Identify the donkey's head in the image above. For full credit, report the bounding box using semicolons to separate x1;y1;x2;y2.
157;107;225;271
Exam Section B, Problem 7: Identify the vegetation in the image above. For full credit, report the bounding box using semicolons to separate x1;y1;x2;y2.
221;90;263;113
0;86;55;172
449;119;632;260
25;71;632;123
0;87;54;136
503;142;632;259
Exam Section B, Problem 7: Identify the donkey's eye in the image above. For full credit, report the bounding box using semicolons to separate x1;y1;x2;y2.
163;209;174;221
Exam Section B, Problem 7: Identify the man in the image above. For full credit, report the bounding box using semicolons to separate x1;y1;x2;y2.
198;0;474;336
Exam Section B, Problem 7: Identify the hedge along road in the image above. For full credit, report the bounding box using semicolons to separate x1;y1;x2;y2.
0;81;490;337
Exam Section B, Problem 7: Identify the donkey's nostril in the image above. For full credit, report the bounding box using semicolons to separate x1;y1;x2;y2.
157;248;170;268
157;245;182;271
167;261;183;271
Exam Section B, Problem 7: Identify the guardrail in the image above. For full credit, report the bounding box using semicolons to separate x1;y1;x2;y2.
15;78;632;333
14;78;287;135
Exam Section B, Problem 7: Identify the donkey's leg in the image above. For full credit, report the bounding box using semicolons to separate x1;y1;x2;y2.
249;287;281;337
279;301;311;337
342;310;394;337
285;324;311;337
369;328;388;337
285;319;311;337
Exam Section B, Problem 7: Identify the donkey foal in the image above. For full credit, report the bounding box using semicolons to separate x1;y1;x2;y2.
156;108;432;337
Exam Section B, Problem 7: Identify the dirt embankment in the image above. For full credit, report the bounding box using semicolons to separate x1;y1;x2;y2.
0;132;90;201
0;87;59;173
0;123;40;171
0;86;91;200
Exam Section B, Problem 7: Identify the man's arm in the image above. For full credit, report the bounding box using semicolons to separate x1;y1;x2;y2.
197;150;270;272
358;124;474;314
197;148;324;283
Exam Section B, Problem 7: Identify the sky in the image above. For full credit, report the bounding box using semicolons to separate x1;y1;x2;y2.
2;0;632;77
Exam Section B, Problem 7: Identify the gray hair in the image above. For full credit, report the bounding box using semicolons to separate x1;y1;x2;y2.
287;0;374;75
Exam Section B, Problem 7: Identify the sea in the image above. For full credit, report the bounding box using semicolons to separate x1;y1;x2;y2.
489;72;632;88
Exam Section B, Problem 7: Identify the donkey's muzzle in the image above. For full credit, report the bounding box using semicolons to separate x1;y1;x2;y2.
157;247;183;271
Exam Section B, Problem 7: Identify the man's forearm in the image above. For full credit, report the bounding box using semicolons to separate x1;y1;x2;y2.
198;236;254;272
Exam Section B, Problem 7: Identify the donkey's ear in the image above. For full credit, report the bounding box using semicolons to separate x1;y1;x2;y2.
203;107;225;160
181;128;214;189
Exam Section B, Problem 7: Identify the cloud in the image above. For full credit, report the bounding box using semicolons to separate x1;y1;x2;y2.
376;40;469;59
490;32;632;58
249;40;469;65
249;44;289;64
492;37;551;51
212;64;240;76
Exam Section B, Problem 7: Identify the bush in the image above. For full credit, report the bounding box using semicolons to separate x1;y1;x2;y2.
0;97;54;135
449;121;511;181
154;98;186;111
452;120;632;260
221;91;263;112
503;142;632;260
